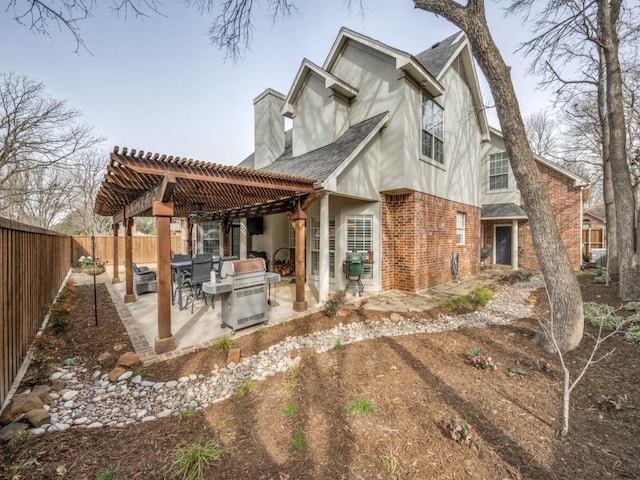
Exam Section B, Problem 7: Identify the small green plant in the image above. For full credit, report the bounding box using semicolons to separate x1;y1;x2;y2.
376;450;398;477
507;367;527;378
448;421;474;445
256;328;267;335
583;302;623;328
593;266;608;284
333;339;344;351
471;285;494;306
234;379;259;397
211;335;235;353
167;439;230;480
28;333;62;383
290;430;306;451
344;398;374;416
324;291;345;318
466;348;496;370
132;365;146;377
8;430;33;447
441;295;474;312
535;357;554;373
511;269;533;282
282;402;298;418
624;325;640;343
597;394;627;411
278;320;289;327
174;407;198;423
9;459;37;477
49;301;72;335
623;302;640;312
212;415;232;428
95;467;119;480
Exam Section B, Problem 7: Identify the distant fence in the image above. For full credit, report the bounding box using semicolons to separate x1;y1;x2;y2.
71;235;183;266
0;217;71;408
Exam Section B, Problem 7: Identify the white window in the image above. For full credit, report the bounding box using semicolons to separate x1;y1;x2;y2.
347;214;373;279
489;152;509;190
456;213;465;245
422;95;444;164
310;217;336;278
202;221;220;255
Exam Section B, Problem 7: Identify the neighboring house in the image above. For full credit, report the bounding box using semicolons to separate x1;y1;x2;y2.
582;203;607;261
204;27;587;301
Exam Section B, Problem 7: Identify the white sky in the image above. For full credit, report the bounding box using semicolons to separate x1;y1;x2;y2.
1;1;550;165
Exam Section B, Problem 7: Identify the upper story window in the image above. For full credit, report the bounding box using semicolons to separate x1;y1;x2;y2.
489;152;509;190
421;95;444;164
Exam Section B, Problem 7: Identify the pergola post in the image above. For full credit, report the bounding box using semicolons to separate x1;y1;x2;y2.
221;217;232;256
154;201;176;354
112;223;120;284
124;218;135;303
289;199;310;312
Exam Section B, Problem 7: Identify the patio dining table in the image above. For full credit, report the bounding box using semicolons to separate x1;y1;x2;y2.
170;257;220;310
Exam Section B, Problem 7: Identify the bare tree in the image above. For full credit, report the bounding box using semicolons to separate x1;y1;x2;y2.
525;110;558;158
598;0;640;300
408;0;584;352
508;0;640;299
6;0;162;52
0;72;103;225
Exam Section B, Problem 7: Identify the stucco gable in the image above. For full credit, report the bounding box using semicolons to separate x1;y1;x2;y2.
255;112;388;183
323;27;443;98
282;59;358;118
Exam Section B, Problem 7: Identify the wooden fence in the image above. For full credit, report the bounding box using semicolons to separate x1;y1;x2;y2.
0;217;71;408
71;235;183;266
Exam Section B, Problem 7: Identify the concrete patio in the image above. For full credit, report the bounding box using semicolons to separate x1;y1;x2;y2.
72;264;511;365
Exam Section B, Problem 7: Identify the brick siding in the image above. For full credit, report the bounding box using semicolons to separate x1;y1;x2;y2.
482;162;583;271
381;192;481;291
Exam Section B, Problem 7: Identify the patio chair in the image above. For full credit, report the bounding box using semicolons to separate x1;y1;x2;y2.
184;257;213;313
132;262;157;295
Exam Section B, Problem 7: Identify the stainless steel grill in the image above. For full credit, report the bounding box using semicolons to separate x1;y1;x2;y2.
219;258;268;332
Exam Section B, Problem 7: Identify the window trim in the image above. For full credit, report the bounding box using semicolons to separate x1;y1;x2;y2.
421;95;444;166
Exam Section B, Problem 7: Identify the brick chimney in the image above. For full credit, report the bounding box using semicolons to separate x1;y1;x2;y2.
253;88;285;169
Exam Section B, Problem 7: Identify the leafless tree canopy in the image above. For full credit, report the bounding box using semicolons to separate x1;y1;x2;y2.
0;72;105;230
6;0;162;51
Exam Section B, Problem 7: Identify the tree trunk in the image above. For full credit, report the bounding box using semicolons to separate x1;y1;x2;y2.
597;44;618;282
598;0;640;301
414;0;583;351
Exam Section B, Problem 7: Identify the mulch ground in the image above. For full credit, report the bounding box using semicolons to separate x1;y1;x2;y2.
2;271;639;479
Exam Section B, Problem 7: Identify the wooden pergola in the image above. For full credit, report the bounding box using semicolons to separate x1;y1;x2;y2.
94;146;316;354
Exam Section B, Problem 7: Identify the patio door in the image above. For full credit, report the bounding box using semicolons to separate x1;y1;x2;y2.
495;226;512;265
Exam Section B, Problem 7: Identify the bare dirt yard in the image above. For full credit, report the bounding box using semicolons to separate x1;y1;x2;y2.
1;271;639;479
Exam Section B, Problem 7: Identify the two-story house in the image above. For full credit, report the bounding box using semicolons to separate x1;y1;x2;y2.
197;27;586;303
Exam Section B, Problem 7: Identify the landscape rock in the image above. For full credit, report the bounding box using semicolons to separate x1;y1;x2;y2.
51;379;66;391
0;422;30;441
97;352;115;367
0;393;44;426
117;351;139;368
117;371;133;382
227;347;241;365
31;385;51;400
61;390;78;401
108;367;127;383
24;409;51;428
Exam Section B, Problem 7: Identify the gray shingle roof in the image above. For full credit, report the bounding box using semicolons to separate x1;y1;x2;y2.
481;203;528;219
415;31;463;78
245;112;388;183
584;203;605;222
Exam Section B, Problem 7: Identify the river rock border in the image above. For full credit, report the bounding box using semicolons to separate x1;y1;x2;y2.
26;276;544;434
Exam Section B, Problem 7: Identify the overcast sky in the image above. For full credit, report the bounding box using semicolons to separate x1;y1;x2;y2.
2;1;549;166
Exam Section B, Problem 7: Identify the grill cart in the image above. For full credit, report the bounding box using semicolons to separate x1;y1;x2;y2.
202;258;280;334
343;250;364;296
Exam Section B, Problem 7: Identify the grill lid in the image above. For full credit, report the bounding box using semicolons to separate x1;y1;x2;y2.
221;258;266;278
